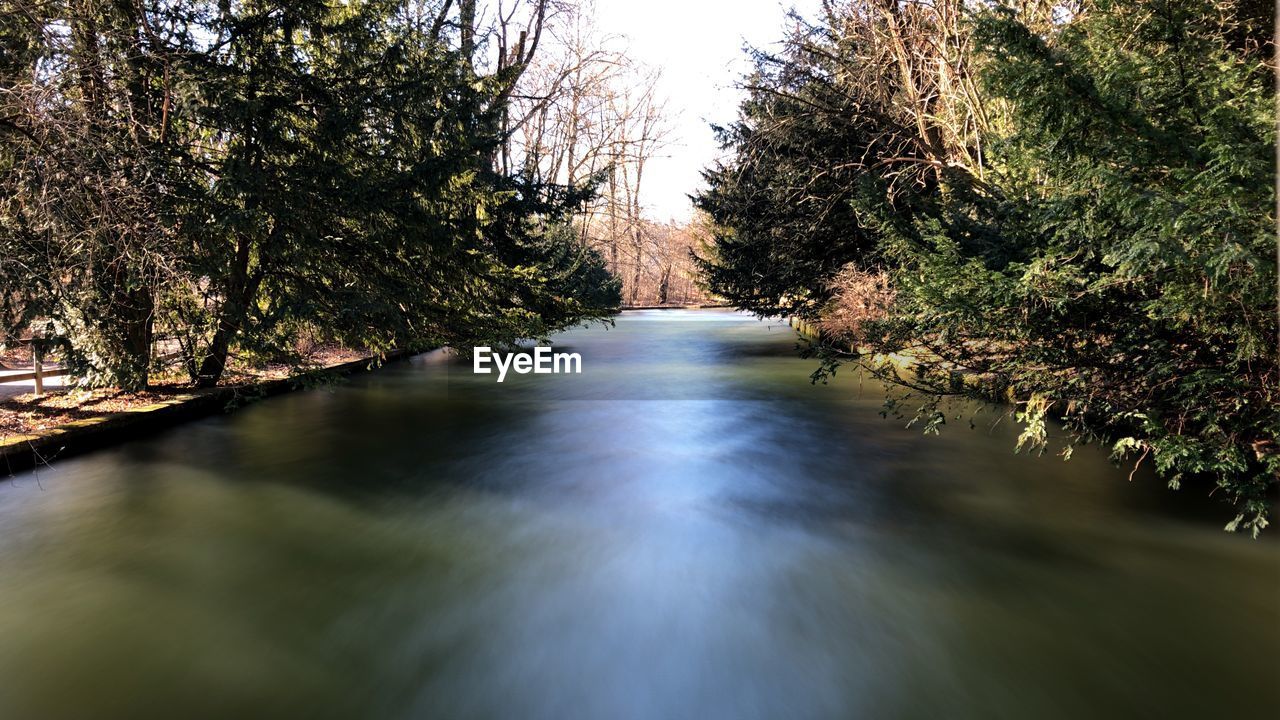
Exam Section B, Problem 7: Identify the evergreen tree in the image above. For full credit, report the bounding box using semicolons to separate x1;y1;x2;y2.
699;0;1278;531
1;0;620;389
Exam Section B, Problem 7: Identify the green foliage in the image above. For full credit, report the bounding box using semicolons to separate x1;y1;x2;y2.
1;0;619;389
694;26;925;319
702;0;1278;532
0;0;180;388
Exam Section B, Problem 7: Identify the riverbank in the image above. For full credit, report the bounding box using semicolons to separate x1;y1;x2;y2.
789;316;996;393
0;307;726;474
0;349;406;475
621;303;731;310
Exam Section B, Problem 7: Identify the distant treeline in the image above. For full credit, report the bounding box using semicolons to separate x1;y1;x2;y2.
696;1;1277;532
0;0;621;389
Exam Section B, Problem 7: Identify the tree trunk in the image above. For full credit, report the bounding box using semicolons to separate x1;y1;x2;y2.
195;234;255;388
118;286;154;389
657;263;672;305
460;0;476;67
629;236;643;305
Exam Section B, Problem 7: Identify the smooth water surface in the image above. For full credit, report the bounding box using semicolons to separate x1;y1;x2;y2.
0;310;1276;719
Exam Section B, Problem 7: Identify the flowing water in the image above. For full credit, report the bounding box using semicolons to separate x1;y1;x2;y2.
0;309;1275;719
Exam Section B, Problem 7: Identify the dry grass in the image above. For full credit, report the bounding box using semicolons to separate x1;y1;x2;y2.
817;265;895;343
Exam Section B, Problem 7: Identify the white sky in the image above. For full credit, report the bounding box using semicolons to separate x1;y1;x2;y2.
591;0;821;223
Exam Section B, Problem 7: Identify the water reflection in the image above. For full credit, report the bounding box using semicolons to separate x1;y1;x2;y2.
0;310;1275;719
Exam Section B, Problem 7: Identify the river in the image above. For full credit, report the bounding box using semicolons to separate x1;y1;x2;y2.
0;309;1275;719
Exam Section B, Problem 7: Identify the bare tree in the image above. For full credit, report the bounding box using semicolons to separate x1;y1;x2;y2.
495;0;712;306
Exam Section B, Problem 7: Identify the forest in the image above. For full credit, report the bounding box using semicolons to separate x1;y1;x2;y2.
696;0;1278;533
1;0;713;394
1;3;1278;717
2;0;1276;532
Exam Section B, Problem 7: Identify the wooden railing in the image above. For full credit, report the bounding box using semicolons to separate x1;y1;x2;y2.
0;338;65;397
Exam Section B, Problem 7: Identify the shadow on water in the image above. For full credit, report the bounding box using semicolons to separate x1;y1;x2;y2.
0;309;1276;719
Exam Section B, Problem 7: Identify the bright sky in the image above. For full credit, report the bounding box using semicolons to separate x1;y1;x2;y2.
592;0;821;223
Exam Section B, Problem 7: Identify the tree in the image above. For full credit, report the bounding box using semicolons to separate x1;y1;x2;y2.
699;0;1278;532
881;0;1278;533
503;0;683;305
694;15;918;318
1;0;621;390
0;0;188;388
